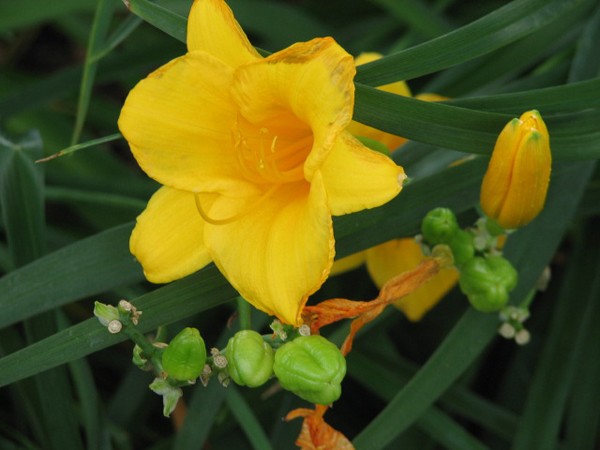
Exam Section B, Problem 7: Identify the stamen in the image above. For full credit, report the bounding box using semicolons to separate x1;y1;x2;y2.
233;116;311;184
194;185;280;226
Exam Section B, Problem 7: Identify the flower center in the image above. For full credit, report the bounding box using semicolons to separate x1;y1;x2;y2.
233;114;313;185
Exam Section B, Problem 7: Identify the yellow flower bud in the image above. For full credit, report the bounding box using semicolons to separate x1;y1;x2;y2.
480;110;551;229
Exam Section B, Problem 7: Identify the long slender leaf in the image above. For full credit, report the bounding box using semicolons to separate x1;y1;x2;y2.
71;0;116;145
0;131;84;450
0;131;45;267
173;381;227;449
125;0;187;43
562;251;600;450
354;83;600;159
355;0;593;85
512;224;600;449
0;223;142;329
0;0;97;31
368;0;453;39
348;352;490;449
58;312;101;450
226;386;273;450
448;77;600;113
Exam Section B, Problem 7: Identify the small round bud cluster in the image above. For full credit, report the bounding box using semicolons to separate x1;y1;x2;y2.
216;322;346;405
420;208;475;269
419;209;519;313
118;299;142;325
459;255;518;312
498;306;531;345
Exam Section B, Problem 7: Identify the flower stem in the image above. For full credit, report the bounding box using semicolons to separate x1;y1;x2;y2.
237;296;252;330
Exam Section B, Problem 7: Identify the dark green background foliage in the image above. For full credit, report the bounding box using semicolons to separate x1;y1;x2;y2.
1;0;599;448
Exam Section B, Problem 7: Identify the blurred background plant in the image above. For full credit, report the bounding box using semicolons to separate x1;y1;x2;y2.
1;0;600;449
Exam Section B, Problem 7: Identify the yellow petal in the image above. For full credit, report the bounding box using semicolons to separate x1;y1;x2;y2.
366;239;458;321
204;174;334;326
230;37;356;181
480;118;522;219
330;252;366;276
130;186;212;283
319;131;405;216
187;0;260;67
348;52;412;152
118;52;255;196
497;130;551;228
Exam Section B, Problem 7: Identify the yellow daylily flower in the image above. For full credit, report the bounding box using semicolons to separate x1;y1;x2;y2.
118;0;405;326
480;110;551;229
367;239;459;321
347;53;412;152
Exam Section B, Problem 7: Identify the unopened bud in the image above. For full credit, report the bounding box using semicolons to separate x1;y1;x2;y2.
480;110;551;229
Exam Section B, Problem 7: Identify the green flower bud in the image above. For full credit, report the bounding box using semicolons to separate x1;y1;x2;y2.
162;328;207;381
273;335;346;405
421;208;459;245
459;256;518;312
448;230;475;267
93;301;119;327
226;330;274;387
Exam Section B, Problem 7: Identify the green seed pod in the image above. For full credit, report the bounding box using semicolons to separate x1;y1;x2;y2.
273;335;346;405
226;330;274;387
162;327;207;381
459;256;518;312
448;229;475;267
421;208;459;245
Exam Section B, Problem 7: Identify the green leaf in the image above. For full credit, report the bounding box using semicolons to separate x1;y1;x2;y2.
512;224;600;449
568;2;600;81
0;131;45;267
0;0;97;31
355;0;594;85
125;0;187;43
446;77;600;114
348;352;492;449
225;386;273;450
368;0;453;39
173;381;227;449
71;0;117;145
354;82;600;159
0;223;142;329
